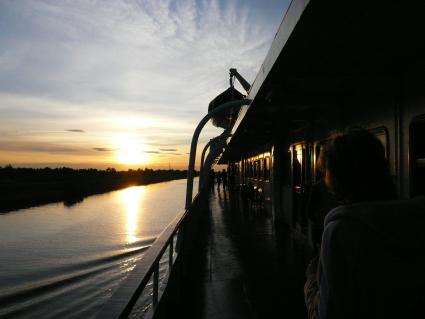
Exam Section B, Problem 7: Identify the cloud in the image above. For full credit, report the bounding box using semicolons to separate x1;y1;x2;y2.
162;152;182;155
0;141;86;154
0;0;289;168
93;147;114;152
144;151;160;154
0;0;283;111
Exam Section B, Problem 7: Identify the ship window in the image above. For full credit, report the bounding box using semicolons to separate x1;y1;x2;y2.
285;148;291;186
370;127;389;158
314;142;327;182
293;144;304;189
264;157;270;180
258;160;263;179
410;118;425;197
291;143;307;229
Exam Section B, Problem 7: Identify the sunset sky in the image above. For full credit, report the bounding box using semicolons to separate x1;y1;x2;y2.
0;0;289;170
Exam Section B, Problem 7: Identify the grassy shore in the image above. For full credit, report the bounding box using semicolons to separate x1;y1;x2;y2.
0;166;193;213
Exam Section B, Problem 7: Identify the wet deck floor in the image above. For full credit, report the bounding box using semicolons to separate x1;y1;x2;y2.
164;187;312;318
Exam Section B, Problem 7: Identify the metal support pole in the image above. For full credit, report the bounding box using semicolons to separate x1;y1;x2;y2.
199;144;225;191
185;99;251;209
229;68;251;92
199;133;232;189
199;140;213;191
200;139;213;182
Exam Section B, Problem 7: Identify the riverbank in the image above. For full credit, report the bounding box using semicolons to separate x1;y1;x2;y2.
0;166;194;213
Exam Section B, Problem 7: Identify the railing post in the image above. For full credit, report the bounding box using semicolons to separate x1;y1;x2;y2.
185;99;251;209
153;263;159;310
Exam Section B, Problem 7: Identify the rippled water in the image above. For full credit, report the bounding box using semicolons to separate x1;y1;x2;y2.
0;178;197;318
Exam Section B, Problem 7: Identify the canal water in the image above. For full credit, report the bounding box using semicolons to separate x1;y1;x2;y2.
0;178;197;318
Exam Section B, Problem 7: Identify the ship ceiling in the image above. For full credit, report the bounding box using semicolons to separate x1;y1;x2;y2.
219;0;425;163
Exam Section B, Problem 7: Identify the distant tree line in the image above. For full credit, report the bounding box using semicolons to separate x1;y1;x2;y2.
0;165;197;213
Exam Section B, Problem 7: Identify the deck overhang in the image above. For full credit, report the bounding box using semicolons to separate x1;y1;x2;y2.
219;0;425;163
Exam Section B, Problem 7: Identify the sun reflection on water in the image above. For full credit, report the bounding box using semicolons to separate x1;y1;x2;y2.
120;186;145;244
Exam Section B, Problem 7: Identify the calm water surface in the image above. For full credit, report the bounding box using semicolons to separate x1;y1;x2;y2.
0;178;197;318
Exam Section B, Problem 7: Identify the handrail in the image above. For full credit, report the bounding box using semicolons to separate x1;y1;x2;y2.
95;193;201;319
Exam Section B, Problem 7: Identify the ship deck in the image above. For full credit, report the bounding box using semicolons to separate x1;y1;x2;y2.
163;187;312;318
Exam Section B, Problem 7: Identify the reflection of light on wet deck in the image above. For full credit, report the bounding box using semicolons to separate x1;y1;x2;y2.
120;186;145;244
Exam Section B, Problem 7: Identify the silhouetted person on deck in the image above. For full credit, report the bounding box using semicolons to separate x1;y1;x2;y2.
216;172;221;190
221;169;228;190
305;128;425;319
241;182;255;211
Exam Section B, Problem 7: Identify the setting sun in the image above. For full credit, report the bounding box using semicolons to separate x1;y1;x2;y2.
115;135;149;165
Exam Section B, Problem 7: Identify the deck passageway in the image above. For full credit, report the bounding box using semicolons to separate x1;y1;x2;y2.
162;187;311;318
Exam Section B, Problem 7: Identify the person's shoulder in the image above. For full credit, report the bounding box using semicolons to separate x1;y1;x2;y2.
323;214;364;243
323;218;351;238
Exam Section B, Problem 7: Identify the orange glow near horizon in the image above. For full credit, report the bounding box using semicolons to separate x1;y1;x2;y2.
0;144;198;171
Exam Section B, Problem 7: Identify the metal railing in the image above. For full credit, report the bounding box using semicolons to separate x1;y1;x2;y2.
95;194;201;319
